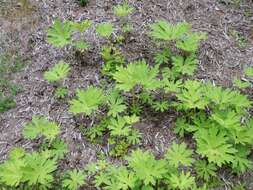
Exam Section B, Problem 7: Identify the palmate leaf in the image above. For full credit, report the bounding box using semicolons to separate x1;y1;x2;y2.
22;152;57;187
107;115;139;137
126;149;167;186
176;80;208;110
230;127;253;145
107;90;127;117
195;127;237;167
44;61;70;82
0;148;26;187
69;86;105;116
172;55;198;76
113;2;134;17
231;146;252;173
163;79;183;93
194;160;217;181
50;139;68;159
127;129;142;145
113;60;160;92
151;100;169;112
73;40;90;50
203;83;252;110
104;166;136;190
47;19;72;48
23;116;60;141
154;48;171;65
168;172;195;190
165;142;194;167
176;32;207;53
70;20;92;32
96;23;114;38
150;21;191;41
173;118;192;137
233;79;251;89
244;66;253;77
211;110;241;130
63;169;86;190
94;172;111;187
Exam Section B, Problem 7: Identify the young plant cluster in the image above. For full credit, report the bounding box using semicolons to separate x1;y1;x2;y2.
1;2;253;190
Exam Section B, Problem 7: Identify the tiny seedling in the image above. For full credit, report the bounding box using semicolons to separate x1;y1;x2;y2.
78;0;89;6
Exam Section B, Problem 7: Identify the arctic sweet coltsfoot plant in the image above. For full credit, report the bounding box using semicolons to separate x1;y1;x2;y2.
69;86;105;116
22;116;60;141
89;143;212;190
100;45;125;76
150;21;191;41
47;19;72;48
113;59;160;92
44;60;70;83
62;169;86;190
150;20;207;54
96;22;114;39
47;19;92;51
113;2;134;38
0;148;58;189
113;2;134;18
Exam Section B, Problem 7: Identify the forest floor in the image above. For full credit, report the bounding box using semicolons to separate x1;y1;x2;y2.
0;0;253;189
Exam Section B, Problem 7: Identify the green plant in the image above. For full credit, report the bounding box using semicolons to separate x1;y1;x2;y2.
47;19;72;48
150;20;206;54
113;60;160;92
70;20;92;32
107;90;127;117
96;23;114;38
101;46;125;76
73;40;90;51
126;149;167;186
245;66;253;77
172;55;198;76
113;2;134;41
233;78;251;89
69;86;105;116
195;127;237;167
176;32;207;53
88;144;214;189
0;93;16;113
44;61;70;83
175;80;208;110
113;2;134;17
154;48;171;65
0;53;25;113
150;21;191;41
54;87;68;98
78;0;89;6
108;115;139;137
194;160;217;181
22;116;60;141
47;19;91;50
0;148;58;189
168;172;196;190
230;30;247;48
165;142;194;167
63;169;86;190
151;100;169;112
